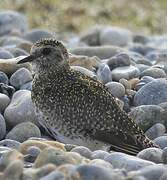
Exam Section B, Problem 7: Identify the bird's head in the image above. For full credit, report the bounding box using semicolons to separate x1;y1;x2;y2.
17;38;69;71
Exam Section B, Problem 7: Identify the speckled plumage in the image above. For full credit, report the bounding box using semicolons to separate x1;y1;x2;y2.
18;38;158;155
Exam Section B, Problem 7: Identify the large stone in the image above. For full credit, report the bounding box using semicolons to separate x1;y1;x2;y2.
4;90;38;128
134;79;167;106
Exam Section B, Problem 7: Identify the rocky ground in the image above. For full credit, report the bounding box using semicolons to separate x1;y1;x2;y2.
0;10;167;180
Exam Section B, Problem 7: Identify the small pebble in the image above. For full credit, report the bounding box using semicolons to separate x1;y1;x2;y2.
40;170;66;180
0;114;6;140
0;71;9;84
71;146;92;159
153;136;167;149
140;67;167;78
0;93;10;112
162;147;167;164
0;139;20;149
0;50;14;59
91;150;110;160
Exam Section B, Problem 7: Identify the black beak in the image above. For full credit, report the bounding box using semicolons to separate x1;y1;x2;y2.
17;55;35;64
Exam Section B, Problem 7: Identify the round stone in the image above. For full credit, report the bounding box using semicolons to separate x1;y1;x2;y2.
100;27;132;46
145;123;166;140
137;148;162;163
6;122;41;143
0;50;14;59
71;146;92;159
0;11;28;36
97;63;112;84
23;29;54;43
2;37;29;47
0;83;15;97
40;171;65;180
134;79;167;106
106;82;125;98
0;114;6;140
140;67;167;78
91;150;110;160
129;105;165;131
153;136;167;149
0;71;9;84
7;47;29;57
10;67;32;89
111;65;140;81
4;90;38;128
24;146;41;163
89;159;113;170
0;93;10;112
0;139;20;149
107;53;131;70
20;81;32;91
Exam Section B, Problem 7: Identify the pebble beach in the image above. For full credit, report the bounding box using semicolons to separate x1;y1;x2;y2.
0;10;167;180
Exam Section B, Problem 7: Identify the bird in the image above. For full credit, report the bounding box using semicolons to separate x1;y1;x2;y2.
17;38;158;155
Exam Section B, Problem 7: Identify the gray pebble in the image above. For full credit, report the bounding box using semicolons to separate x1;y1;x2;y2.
2;37;28;47
111;65;140;81
23;29;54;43
0;146;11;157
71;146;92;159
135;64;150;73
0;93;10;112
20;81;32;91
162;147;167;164
97;63;112;83
100;26;132;47
91;150;110;160
140;67;167;78
0;114;6;140
24;146;41;163
4;90;38;128
0;50;14;59
0;139;20;149
7;47;29;57
160;172;167;180
0;71;9;84
40;171;66;180
134;79;167;106
89;159;113;170
107;53;131;70
133;34;150;44
0;11;28;36
145;123;166;140
134;164;167;180
137;148;162;163
129;105;165;131
10;67;32;89
69;164;124;180
104;152;155;171
153;136;167;149
6;122;41;143
106;82;125;98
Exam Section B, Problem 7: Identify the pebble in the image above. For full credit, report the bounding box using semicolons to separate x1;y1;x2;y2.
97;63;112;83
0;139;20;149
0;147;11;157
0;11;28;36
6;122;41;143
0;149;23;171
57;164;76;177
10;67;32;89
162;147;167;164
0;114;6;140
89;159;113;170
69;54;100;70
134;79;167;106
7;47;29;57
160;172;167;180
140;67;167;78
0;71;9;84
153;136;167;149
1;36;28;47
129;105;165;131
91;150;110;160
4;160;23;180
70;46;123;59
132;164;167;180
135;64;150;73
145;123;166;140
106;82;125;98
104;152;155;171
111;65;140;81
100;26;132;46
71;66;96;79
34;147;82;168
0;83;15;97
71;146;92;159
17;41;32;53
24;146;41;163
0;93;10;112
40;171;66;180
80;26;102;46
69;164;125;180
0;56;31;75
20;81;32;91
4;90;38;128
0;49;14;59
107;53;131;70
23;29;54;43
137;148;162;163
133;34;150;44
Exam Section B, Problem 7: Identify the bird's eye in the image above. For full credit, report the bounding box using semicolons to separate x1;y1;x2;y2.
42;47;51;55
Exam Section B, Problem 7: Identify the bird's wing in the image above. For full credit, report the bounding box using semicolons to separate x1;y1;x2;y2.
70;69;156;155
